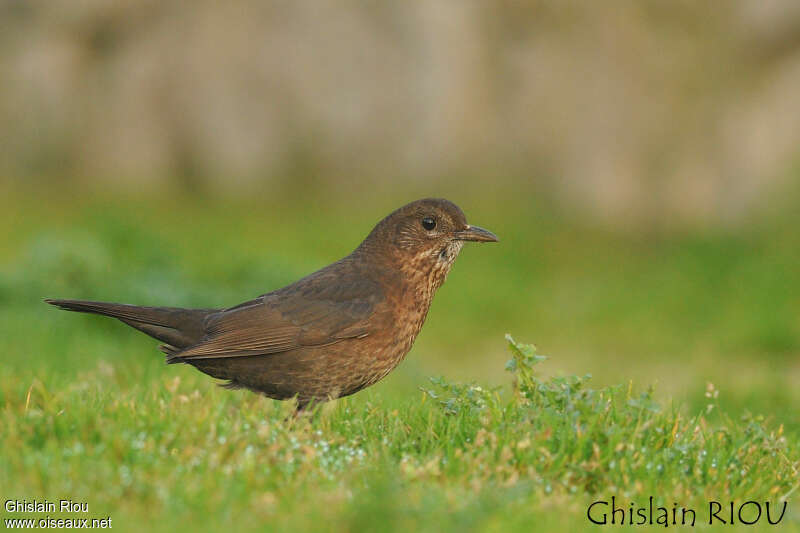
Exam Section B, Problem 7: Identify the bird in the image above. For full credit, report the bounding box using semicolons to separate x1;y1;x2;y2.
46;198;498;411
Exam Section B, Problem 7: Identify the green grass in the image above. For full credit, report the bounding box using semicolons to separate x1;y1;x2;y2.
2;336;798;531
1;187;799;530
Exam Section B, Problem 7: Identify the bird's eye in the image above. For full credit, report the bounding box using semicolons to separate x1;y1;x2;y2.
421;217;436;231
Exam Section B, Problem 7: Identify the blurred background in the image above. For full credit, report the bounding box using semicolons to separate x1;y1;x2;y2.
1;1;799;427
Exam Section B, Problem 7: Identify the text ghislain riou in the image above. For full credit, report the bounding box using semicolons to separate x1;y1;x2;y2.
6;499;88;513
587;497;787;527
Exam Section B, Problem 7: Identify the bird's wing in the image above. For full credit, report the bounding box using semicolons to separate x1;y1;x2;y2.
170;272;384;360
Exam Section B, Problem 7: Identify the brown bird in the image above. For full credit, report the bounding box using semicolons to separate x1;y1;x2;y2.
46;198;498;410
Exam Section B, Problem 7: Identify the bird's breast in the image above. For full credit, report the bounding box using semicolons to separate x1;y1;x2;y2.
378;271;440;359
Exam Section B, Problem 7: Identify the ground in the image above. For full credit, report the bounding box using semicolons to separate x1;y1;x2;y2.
1;187;798;531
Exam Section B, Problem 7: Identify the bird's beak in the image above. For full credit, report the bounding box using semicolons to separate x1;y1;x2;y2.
454;225;499;242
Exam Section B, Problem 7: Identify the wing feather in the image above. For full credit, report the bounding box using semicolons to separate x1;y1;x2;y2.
170;267;383;361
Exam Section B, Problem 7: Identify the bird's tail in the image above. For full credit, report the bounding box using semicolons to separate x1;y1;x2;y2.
44;298;218;352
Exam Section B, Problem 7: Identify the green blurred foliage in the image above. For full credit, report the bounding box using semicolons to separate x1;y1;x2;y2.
1;184;799;531
1;184;798;424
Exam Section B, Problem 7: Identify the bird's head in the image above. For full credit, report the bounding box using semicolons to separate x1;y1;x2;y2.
358;198;498;286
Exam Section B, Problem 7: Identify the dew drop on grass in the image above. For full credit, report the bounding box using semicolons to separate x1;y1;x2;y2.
119;465;132;486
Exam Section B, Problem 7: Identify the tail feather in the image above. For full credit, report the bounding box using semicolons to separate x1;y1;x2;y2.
159;343;183;363
45;298;218;349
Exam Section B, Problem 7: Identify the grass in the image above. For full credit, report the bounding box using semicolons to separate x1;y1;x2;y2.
0;187;799;530
2;336;798;531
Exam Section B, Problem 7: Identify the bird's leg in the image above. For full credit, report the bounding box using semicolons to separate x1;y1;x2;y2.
295;399;310;415
283;398;311;422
